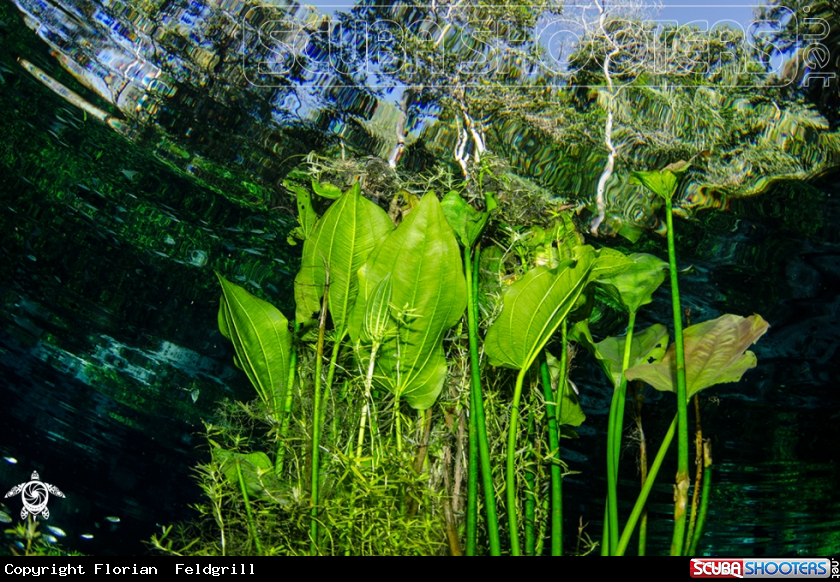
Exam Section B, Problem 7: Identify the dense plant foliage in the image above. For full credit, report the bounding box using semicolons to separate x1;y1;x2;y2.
150;152;769;556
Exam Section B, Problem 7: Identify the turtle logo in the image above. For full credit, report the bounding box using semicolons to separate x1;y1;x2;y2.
4;471;65;520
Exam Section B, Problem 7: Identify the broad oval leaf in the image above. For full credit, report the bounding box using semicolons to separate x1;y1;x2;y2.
595;252;669;314
294;183;393;333
624;313;769;399
217;274;291;414
587;247;634;283
629;161;691;202
441;190;489;248
349;192;467;410
485;246;595;371
570;320;669;387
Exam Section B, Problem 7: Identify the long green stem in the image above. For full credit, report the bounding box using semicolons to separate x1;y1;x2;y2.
394;392;402;452
467;372;479;556
276;321;300;474
610;311;636;554
615;415;677;556
507;367;528;556
606;310;636;554
539;350;562;556
465;245;501;556
236;459;263;556
665;197;689;556
321;339;342;442
310;289;329;555
524;396;537;556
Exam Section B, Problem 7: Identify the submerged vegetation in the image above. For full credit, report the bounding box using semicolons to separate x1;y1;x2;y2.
1;0;836;558
149;153;769;556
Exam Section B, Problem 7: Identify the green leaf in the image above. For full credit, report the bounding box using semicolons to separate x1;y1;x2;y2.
349;193;467;410
484;191;498;213
587;247;634;283
363;274;393;344
285;180;317;243
570;320;669;387
485;246;596;371
625;314;770;399
595;253;669;314
217;274;291;413
311;179;343;199
629;161;691;201
294;182;393;332
545;351;586;427
215;449;292;505
440;190;490;248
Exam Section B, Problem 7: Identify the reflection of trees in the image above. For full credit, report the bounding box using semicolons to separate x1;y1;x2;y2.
340;1;562;174
756;0;840;126
9;0;840;238
336;2;840;238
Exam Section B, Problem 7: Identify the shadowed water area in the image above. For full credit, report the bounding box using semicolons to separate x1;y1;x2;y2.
0;0;839;556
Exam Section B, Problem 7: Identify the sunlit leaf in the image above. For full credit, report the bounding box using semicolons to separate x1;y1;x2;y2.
349;193;467;410
570;320;669;387
624;314;770;398
629;161;691;201
294;182;393;332
595;252;669;314
217;274;291;413
311;179;343;199
485;246;595;371
587;247;634;283
363;274;393;344
441;190;490;248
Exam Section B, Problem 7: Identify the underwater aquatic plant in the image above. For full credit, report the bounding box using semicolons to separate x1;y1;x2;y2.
159;151;771;557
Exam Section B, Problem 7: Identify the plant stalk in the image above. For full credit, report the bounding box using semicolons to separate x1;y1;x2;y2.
465;245;501;555
616;415;677;556
631;381;648;556
467;371;479;556
507;366;528;556
539;349;563;556
665;197;690;556
686;393;704;553
276;320;299;474
606;310;636;554
310;286;329;555
357;343;379;460
236;459;263;556
524;397;537;556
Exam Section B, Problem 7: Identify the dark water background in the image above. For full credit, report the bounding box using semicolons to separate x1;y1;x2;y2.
1;0;839;556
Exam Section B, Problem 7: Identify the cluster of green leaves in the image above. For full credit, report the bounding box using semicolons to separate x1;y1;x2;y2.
161;155;770;556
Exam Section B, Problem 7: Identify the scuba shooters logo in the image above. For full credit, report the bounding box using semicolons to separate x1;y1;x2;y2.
691;558;835;579
4;471;64;519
